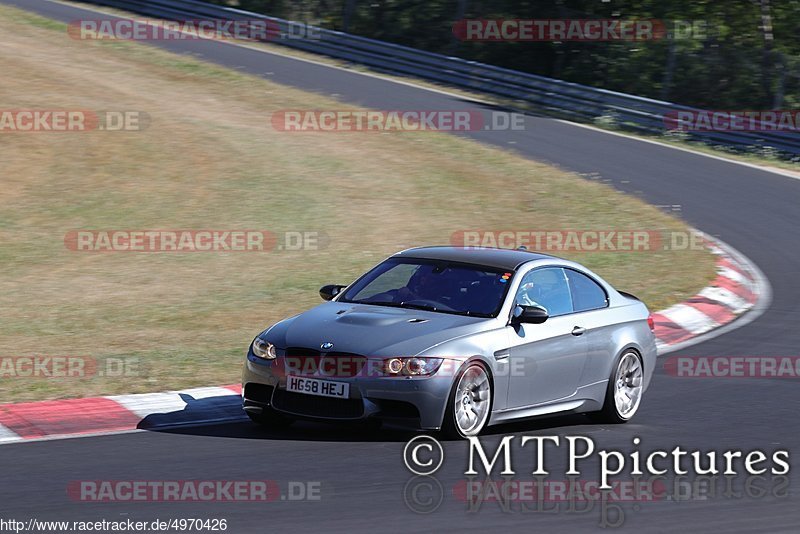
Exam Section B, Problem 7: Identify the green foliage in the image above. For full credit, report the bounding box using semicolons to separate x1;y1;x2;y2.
212;0;800;110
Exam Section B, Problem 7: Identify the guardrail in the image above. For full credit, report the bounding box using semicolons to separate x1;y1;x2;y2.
80;0;800;156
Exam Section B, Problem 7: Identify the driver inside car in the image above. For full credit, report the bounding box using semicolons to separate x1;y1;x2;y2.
516;269;559;313
395;265;439;302
516;280;542;308
515;268;573;316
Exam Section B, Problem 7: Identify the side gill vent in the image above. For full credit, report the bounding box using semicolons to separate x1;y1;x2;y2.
408;318;427;323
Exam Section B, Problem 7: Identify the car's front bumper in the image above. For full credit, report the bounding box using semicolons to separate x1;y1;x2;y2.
242;355;455;430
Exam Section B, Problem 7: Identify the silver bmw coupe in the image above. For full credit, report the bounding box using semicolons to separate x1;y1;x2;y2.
242;246;657;438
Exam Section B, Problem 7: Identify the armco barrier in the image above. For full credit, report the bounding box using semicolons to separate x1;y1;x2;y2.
78;0;800;156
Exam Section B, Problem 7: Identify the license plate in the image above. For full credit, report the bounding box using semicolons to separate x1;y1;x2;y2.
285;375;349;399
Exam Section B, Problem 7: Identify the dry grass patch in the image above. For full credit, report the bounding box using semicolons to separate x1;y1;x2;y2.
0;5;715;401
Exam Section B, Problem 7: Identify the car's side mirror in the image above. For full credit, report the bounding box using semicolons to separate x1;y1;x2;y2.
320;284;346;301
511;304;549;325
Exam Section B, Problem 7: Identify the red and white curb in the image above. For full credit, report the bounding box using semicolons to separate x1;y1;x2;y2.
652;233;768;352
0;234;769;445
0;385;244;444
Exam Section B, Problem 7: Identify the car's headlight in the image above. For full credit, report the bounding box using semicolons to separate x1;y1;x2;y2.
251;337;277;360
383;357;443;376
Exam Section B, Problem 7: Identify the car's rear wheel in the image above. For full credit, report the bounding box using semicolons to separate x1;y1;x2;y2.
246;407;294;428
592;350;644;423
442;362;492;439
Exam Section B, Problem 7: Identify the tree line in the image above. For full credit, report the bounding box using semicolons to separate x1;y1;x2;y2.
214;0;800;110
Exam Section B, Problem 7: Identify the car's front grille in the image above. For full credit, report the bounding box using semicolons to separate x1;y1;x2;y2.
271;388;364;419
284;347;367;378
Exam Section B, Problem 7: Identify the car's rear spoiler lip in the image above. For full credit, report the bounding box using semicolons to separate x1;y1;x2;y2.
618;290;641;301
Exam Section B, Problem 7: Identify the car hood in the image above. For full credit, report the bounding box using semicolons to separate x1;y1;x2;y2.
264;302;493;357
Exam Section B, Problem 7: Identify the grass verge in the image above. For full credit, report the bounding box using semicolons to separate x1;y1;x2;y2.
0;4;715;401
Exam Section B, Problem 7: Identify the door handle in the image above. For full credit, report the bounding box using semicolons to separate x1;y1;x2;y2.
571;326;586;336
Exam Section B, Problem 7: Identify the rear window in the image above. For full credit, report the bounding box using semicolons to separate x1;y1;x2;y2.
566;269;608;312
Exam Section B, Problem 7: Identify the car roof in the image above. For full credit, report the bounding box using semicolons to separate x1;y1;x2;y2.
393;246;556;271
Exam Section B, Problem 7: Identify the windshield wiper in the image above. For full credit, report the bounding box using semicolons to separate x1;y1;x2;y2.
350;300;484;317
349;300;403;308
398;302;440;312
399;304;487;317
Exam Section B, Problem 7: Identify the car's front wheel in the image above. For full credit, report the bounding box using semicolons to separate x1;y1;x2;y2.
442;362;492;439
592;350;644;423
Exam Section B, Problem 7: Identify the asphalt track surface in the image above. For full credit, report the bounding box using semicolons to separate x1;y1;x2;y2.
2;1;800;532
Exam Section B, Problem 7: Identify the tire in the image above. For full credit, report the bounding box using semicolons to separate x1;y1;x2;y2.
591;350;644;424
246;407;294;428
441;362;492;439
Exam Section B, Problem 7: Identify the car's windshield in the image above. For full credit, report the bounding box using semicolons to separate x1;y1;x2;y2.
339;258;514;317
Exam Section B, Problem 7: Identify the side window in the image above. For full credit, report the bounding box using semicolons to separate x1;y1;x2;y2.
566;269;608;312
515;267;573;316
